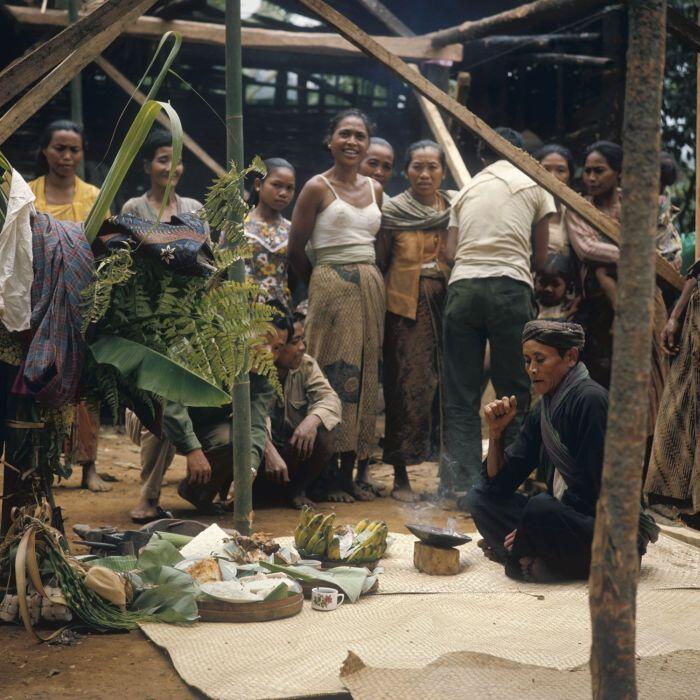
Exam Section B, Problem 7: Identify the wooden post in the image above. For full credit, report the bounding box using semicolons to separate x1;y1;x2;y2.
293;0;684;292
0;0;158;146
588;2;666;698
93;56;225;176
696;6;700;261
226;0;253;536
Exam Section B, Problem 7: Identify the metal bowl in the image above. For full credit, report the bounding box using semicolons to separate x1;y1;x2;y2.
405;523;472;549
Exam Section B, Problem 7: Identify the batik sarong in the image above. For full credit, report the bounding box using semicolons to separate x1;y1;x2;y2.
305;263;384;459
383;276;445;465
645;285;699;512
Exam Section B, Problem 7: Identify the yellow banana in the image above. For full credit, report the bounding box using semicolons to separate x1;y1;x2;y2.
327;536;341;560
355;518;370;534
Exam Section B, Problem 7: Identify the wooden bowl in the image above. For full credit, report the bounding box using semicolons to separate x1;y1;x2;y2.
197;592;303;623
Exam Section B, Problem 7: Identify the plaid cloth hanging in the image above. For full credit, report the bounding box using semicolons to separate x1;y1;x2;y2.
22;213;94;407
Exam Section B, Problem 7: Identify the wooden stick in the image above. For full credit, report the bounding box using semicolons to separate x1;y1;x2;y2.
428;0;610;48
93;55;225;177
0;0;157;110
463;33;600;51
4;5;462;61
294;0;683;291
511;52;612;66
589;2;666;695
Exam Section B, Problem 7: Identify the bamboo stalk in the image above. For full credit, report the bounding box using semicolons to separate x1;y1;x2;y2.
226;0;253;536
588;1;667;696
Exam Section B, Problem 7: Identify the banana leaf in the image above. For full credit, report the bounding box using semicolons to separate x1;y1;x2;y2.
130;565;199;624
90;335;230;407
137;537;183;570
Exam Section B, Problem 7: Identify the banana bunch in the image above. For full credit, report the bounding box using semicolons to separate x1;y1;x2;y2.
294;509;388;562
345;520;388;563
294;506;336;557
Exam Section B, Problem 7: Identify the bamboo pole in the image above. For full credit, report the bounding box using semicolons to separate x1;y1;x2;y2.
293;0;684;292
93;56;225;177
588;2;666;697
68;0;85;180
226;0;253;536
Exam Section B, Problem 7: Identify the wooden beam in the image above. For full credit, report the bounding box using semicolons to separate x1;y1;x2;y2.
93;55;225;177
4;5;462;61
294;0;684;292
511;52;612;66
362;3;470;187
428;0;610;48
0;2;157;146
0;0;157;110
356;0;415;37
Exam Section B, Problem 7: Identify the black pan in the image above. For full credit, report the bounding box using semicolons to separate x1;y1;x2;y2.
405;523;472;549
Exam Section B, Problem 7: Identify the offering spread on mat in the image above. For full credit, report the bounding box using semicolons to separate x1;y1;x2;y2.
2;510;388;632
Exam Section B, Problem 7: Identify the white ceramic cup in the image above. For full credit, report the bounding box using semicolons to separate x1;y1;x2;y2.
311;586;345;611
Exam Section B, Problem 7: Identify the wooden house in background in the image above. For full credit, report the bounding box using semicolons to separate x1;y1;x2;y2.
0;0;626;203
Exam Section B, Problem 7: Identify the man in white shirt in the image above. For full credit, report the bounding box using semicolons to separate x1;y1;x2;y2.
442;128;555;500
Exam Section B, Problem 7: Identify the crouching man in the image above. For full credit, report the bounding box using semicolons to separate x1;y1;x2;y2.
466;320;658;582
255;303;341;509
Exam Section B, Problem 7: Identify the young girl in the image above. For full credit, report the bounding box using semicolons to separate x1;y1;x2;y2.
244;157;296;303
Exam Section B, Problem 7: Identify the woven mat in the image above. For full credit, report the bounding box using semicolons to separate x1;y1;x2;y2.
141;533;700;699
275;532;700;595
341;649;700;700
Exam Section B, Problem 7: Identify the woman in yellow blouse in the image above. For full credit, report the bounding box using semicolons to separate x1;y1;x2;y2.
28;120;100;222
378;140;455;502
28;120;108;493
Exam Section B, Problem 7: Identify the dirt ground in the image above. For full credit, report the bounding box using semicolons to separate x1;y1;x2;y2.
0;426;474;699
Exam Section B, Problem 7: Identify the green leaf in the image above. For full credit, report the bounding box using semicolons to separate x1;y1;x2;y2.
90;335;230;407
264;582;290;601
137;537;183;570
131;565;199;624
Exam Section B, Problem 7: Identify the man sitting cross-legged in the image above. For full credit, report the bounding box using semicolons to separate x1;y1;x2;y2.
255;302;341;509
466;320;659;582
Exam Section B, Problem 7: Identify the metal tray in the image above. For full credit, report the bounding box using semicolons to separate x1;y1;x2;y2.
405;523;472;549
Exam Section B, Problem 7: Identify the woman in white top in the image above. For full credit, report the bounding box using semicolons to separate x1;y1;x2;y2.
289;109;384;503
536;144;574;255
